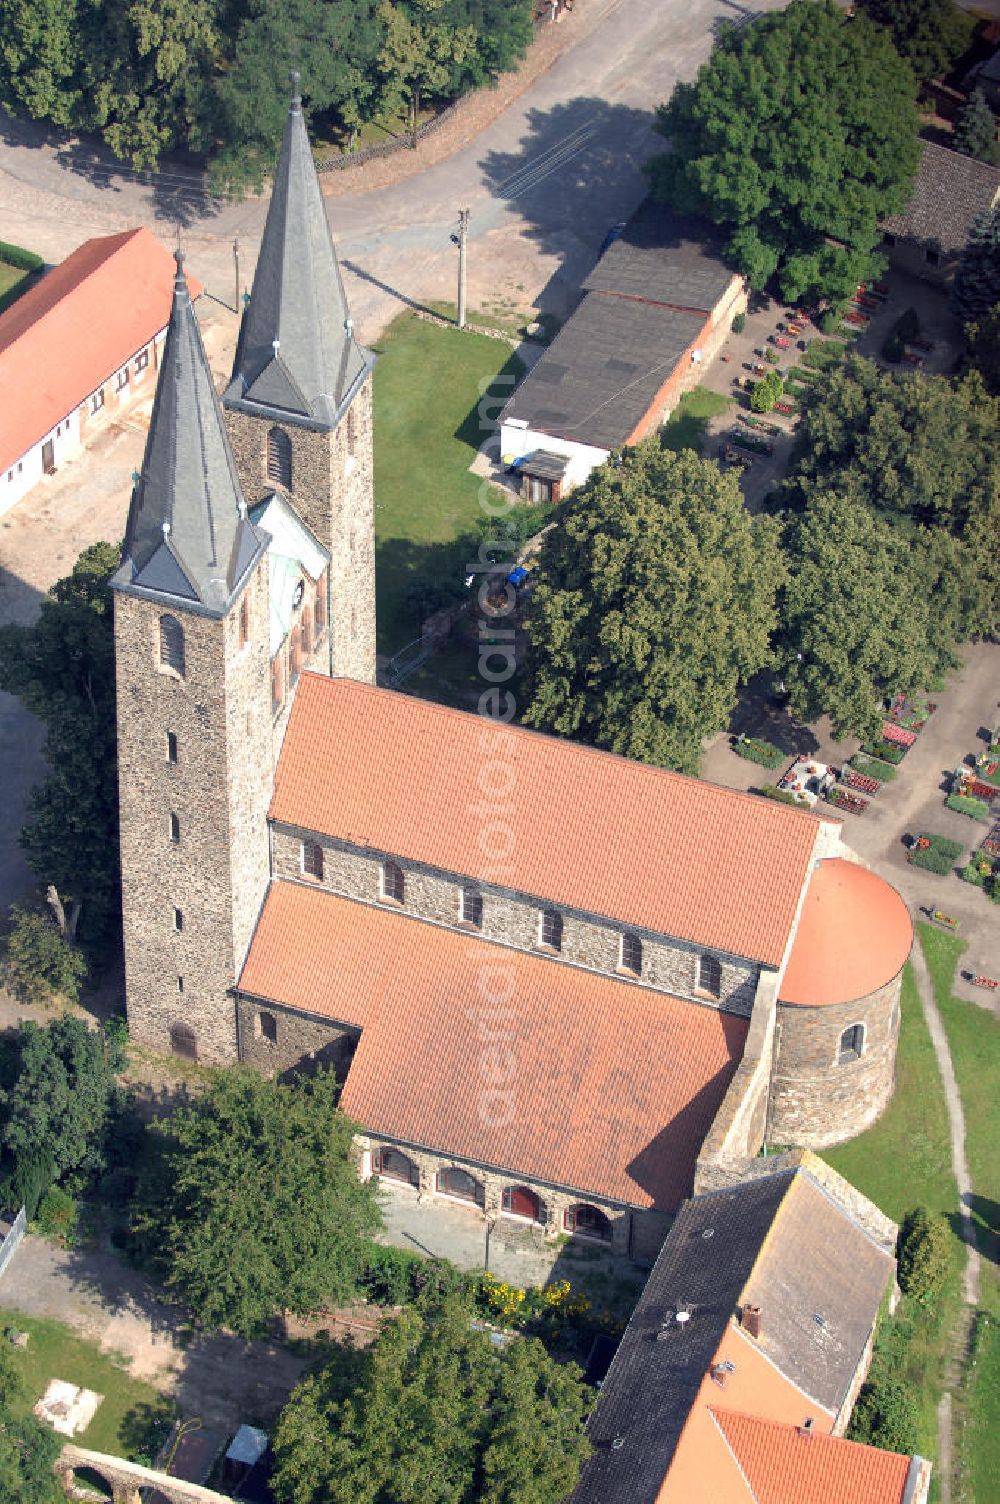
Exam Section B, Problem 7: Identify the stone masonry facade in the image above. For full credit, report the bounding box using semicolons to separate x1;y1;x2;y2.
236;995;360;1078
224;373;376;686
114;560;273;1065
270;825;762;1016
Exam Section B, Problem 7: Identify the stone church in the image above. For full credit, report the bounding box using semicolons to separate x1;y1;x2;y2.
112;83;914;1261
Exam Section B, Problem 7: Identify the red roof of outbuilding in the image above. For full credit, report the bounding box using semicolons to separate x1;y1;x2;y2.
0;227;202;474
270;675;823;968
239;880;749;1209
778;859;912;1008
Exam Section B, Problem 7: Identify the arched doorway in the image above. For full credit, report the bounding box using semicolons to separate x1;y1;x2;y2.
436;1166;485;1207
501;1186;544;1223
564;1204;612;1242
376;1146;420;1187
169;1023;197;1061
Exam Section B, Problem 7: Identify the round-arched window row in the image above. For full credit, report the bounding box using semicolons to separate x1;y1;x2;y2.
376;1146;420;1188
436;1165;486;1207
501;1185;546;1223
564;1203;613;1242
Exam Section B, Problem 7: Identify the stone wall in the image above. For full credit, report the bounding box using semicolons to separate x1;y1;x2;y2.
768;971;902;1147
236;994;360;1079
224;373;376;687
270;827;761;1014
114;558;273;1065
695;973;778;1182
58;1445;233;1504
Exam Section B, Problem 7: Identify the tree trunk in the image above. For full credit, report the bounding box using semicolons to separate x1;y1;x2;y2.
46;884;81;942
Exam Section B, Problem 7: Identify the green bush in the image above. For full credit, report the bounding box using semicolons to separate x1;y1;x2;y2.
359;1245;471;1306
732;736;785;769
11;1150;56;1219
849;1371;919;1454
945;793;990;821
820;308;845;334
102;1015;129;1072
851;753;897;782
786;364;819;384
897;1207;951;1306
959;854;992;888
35;1185;79;1244
758;784;802;806
863;739;905;765
801;340;846;372
750;371;783;413
731;312;746;334
909;833;964;874
764;346;779;365
0;240;44;273
2;905;87;1004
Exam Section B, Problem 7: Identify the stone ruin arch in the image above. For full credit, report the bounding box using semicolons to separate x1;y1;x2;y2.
57;1444;234;1504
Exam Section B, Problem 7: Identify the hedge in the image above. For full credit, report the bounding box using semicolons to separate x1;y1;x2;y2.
851;753;897;782
0;240;44;273
945;793;991;821
863;739;906;765
732;736;785;769
897;1207;951;1307
908;833;964;875
758;784;802;806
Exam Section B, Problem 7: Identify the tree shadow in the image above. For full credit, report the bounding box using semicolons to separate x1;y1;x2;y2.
376;535;478;657
726;671;821;756
947;1194;1000;1263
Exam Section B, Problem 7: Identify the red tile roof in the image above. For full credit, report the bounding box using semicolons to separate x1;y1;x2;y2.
779;859;912;1008
0;228;202;474
270;675;824;968
239;880;749;1208
711;1410;913;1504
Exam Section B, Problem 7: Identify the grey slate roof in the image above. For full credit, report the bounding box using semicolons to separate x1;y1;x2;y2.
570;1167;894;1504
114;252;267;617
225;77;373;431
501;201;738;450
882;140;1000;255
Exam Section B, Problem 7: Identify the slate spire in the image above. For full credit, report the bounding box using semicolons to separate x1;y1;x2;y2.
225;73;369;430
114;250;267;616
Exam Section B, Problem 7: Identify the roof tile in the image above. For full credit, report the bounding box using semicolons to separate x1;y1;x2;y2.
712;1410;912;1504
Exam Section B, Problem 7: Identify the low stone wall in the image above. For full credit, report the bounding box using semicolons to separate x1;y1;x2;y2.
58;1445;231;1504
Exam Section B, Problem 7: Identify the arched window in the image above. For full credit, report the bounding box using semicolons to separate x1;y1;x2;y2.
696;953;722;999
838;1023;865;1064
302;840;324;880
539;909;563;951
377;1147;420;1187
620;933;642;975
436;1166;485;1206
564;1204;612;1242
169;812;180;844
501;1186;544;1223
159;614;185;676
169;1023;197;1060
381;860;405;904
267;426;292;489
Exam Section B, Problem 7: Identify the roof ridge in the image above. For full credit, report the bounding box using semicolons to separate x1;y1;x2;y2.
723;1321;835;1420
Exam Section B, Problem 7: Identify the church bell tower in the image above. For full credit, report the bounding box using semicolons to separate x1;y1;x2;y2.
223;73;376;685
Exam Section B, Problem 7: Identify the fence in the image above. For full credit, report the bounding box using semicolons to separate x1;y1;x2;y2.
0;1206;27;1283
315;98;464;174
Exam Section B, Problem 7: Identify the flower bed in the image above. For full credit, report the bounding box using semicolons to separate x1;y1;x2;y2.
945;793;991;821
851;753;897;782
731;432;772;455
909;833;964;875
887;693;936;731
974;754;1000;788
732;735;785;769
982;822;1000;858
843;768;881;794
959;848;1000;899
881;720;917;748
826;786;868;815
863;739;906;765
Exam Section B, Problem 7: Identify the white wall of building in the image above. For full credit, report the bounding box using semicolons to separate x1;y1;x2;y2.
499;420;610;495
1;406;82;518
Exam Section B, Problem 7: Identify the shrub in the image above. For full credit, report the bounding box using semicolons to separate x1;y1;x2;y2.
851;754;897;782
750;371;783;413
102;1016;129;1072
758;784;802;806
908;833;964;874
764;346;780;364
2;905;88;1003
732;736;785;769
897;1207;951;1306
945;793;990;821
35;1185;79;1244
959;854;991;888
801;340;846;372
786;364;819;384
863;739;905;764
11;1149;56;1219
359;1245;428;1305
731;312;746;334
850;1371;918;1454
820;307;845;334
0;240;44;273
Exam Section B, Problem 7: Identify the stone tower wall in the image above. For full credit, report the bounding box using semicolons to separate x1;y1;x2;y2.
225;373;376;685
114;560;273;1065
767;971;902;1147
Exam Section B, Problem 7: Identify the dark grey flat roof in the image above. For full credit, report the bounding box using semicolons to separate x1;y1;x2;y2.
583;201;736;312
503;294;706;450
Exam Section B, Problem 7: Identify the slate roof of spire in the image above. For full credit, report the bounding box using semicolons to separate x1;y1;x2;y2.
113;251;267;617
224;75;372;431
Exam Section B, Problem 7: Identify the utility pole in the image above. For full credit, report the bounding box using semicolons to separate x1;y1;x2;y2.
457;208;470;329
233;237;241;316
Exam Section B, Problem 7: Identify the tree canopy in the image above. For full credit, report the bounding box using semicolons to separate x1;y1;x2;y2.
645;0;920;303
951;204;1000;325
963;301;1000;395
130;1069;381;1335
0;1347;63;1504
953;88;1000;165
857;0;972;85
522;439;783;776
0;542;120;954
0;0;535;177
272;1294;592;1504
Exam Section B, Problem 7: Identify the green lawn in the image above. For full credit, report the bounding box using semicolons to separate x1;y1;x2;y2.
0;260;34;315
823;964;961;1472
660;385;732;454
372;313;524;654
916;922;1000;1503
0;1306;175;1459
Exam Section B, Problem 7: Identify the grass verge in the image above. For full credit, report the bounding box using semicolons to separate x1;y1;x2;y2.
372;312;524;655
823;964;961;1470
916;922;1000;1504
660;385;732;453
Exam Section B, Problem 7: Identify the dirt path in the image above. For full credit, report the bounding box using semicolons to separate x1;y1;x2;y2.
908;934;980;1503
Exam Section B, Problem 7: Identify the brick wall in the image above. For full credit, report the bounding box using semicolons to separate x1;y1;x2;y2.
114;559;273;1065
224;373;376;686
768;972;902;1147
270;826;761;1013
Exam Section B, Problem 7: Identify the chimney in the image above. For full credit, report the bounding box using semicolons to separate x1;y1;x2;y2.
741;1303;762;1340
798;1417;815;1440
